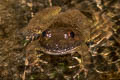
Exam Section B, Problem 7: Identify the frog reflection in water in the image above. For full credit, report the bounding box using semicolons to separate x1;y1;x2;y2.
23;7;92;78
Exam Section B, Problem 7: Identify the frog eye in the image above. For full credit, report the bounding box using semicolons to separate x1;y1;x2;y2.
69;31;74;38
67;31;75;38
42;30;51;38
42;30;47;37
64;31;75;39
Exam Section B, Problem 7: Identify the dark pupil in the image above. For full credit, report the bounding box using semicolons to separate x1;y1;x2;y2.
70;32;74;38
42;31;47;37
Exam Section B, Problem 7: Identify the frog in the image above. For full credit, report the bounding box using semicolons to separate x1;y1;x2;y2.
20;6;120;79
23;6;91;54
19;6;93;79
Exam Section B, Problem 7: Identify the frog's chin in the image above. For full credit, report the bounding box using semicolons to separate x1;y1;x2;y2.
40;47;79;55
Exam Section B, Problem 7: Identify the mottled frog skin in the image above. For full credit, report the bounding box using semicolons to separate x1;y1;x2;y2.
21;7;92;77
23;6;91;55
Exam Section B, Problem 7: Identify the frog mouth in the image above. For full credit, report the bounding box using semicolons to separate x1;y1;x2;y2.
40;42;81;55
40;46;79;55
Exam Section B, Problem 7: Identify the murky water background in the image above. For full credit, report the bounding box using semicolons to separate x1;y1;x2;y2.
0;0;120;80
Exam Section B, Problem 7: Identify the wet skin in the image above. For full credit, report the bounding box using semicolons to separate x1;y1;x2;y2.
23;7;91;55
21;7;92;76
